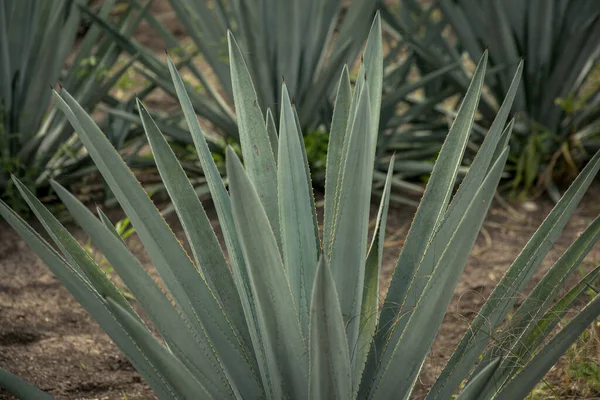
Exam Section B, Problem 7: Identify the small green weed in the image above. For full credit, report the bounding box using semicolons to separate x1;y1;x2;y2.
304;129;329;174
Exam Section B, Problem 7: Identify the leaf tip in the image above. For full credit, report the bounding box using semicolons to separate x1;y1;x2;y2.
49;179;60;191
226;29;236;47
225;145;242;184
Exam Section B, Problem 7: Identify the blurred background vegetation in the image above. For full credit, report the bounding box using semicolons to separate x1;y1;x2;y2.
2;0;598;211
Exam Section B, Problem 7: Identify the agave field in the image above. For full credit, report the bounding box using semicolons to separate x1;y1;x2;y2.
1;1;600;399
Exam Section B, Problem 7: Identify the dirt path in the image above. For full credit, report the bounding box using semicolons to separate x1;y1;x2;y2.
1;183;599;399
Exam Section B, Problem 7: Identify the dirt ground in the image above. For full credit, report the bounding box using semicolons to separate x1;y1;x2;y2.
1;182;599;399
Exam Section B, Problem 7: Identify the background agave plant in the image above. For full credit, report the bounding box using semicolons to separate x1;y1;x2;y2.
2;14;600;400
0;0;160;211
381;0;600;200
87;0;459;206
90;0;377;136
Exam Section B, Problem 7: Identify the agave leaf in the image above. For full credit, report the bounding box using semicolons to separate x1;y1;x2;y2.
524;0;552;117
0;202;176;399
266;108;278;163
490;120;515;171
228;31;279;239
65;0;119;85
331;0;378;64
523;265;600;357
323;65;352;256
363;11;383;149
488;214;600;386
380;61;462;130
165;55;251;298
166;56;269;385
227;147;308;399
328;76;374;355
96;208;124;243
346;64;367;150
298;38;353;125
429;149;600;399
94;105;195;146
367;148;508;399
297;0;342;100
437;0;482;63
367;52;488;390
105;298;213;399
137;1;235;125
0;368;52;400
50;181;234;398
309;257;352;400
353;155;395;390
90;53;138;101
227;0;272;109
465;265;600;398
165;0;231;96
542;18;600;130
53;88;253;397
494;292;600;400
278;83;319;339
7;0;150;176
275;2;301;104
487;0;521;97
12;178;133;316
453;60;522;202
138;99;255;361
82;8;236;135
291;101;320;254
21;2;79;137
454;358;500;400
337;61;370;159
426;62;521;398
294;0;352;119
384;86;452;128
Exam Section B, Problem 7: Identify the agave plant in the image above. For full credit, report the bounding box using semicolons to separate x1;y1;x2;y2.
382;0;600;200
86;0;453;206
0;0;162;210
89;0;377;135
2;14;600;400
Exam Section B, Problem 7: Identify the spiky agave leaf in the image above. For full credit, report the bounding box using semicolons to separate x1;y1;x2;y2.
1;18;600;400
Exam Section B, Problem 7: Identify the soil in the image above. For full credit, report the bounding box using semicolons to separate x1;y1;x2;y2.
1;183;599;400
0;213;154;400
